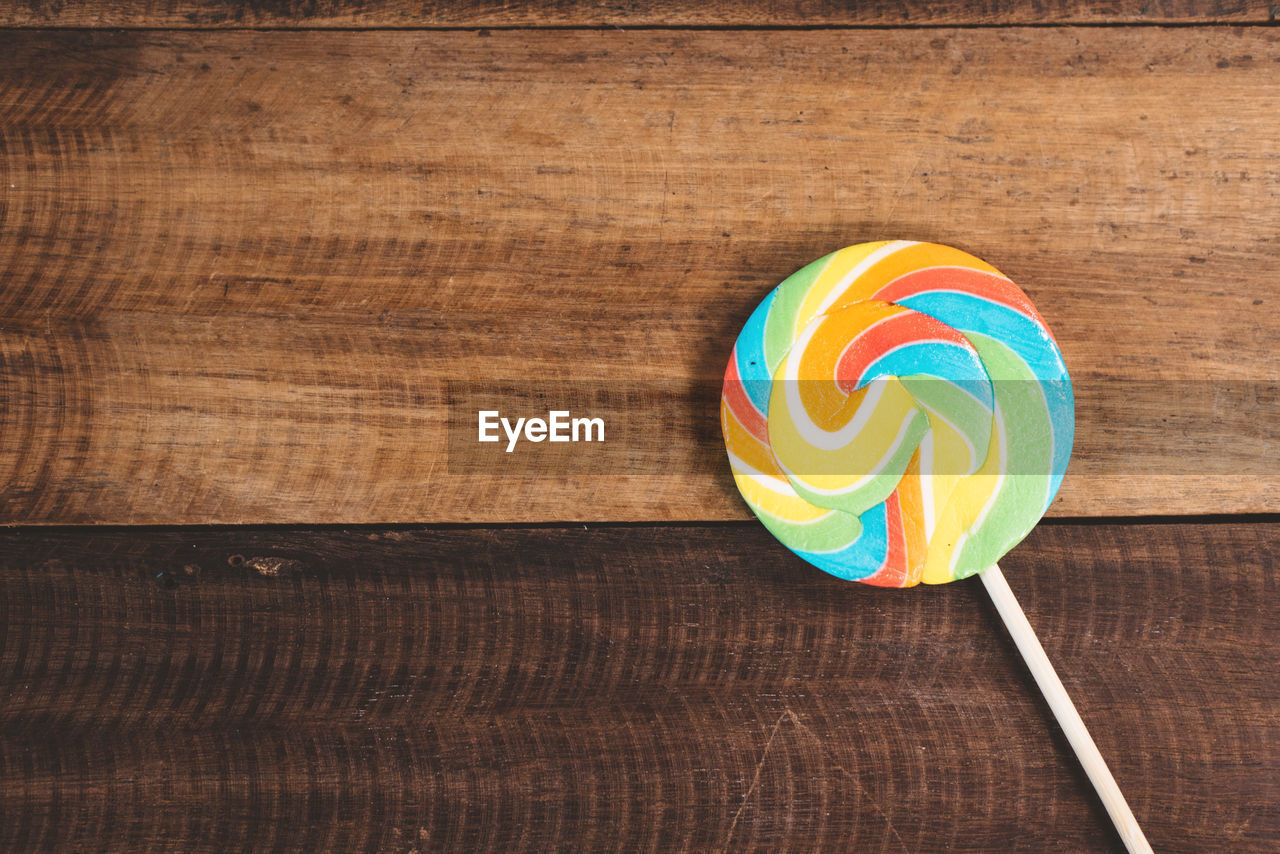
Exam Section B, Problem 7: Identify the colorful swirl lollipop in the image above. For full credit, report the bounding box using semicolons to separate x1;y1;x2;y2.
721;240;1073;586
722;241;1151;853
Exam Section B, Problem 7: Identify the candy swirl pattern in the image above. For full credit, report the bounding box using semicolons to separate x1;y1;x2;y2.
721;241;1073;586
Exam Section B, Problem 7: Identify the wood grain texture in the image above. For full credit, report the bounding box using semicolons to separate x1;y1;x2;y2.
0;521;1275;852
2;0;1274;27
2;29;1278;523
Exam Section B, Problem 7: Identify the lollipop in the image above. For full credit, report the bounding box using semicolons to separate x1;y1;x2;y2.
722;241;1151;853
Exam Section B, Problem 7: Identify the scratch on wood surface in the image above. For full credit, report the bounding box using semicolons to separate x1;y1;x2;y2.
786;709;911;853
723;708;791;849
881;76;953;228
242;556;303;576
723;707;909;852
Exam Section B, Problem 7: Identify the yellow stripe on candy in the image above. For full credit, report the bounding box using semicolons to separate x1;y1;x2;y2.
897;452;927;586
922;421;1003;584
731;471;832;523
793;242;896;337
910;415;967;546
822;242;1003;317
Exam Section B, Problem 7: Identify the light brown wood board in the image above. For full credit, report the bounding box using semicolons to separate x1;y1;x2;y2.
1;28;1277;523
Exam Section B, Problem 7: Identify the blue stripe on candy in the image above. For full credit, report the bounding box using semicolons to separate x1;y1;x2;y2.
898;291;1074;506
1043;376;1074;503
896;293;1061;378
797;503;888;581
858;341;995;412
734;289;776;416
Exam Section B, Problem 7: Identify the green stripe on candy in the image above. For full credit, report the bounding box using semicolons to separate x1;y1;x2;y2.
762;253;833;373
751;500;861;554
951;333;1055;580
898;374;993;474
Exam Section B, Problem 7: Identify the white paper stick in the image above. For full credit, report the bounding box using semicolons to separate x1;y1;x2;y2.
980;564;1153;854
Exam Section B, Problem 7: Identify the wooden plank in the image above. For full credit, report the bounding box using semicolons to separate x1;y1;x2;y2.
1;0;1273;27
0;521;1275;851
1;29;1278;524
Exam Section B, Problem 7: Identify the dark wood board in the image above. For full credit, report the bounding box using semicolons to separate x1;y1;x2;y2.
1;0;1274;28
1;28;1278;524
0;521;1275;851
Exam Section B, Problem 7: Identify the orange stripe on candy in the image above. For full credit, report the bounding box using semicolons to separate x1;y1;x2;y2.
897;453;927;586
721;401;784;478
821;242;1000;311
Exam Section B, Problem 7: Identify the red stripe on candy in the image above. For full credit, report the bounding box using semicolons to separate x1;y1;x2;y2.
834;311;971;391
722;348;769;443
874;266;1050;332
862;489;909;587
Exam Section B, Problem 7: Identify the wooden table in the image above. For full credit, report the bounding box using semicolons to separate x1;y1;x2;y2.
1;2;1277;851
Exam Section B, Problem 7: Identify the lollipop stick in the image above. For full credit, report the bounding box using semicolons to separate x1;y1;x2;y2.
979;565;1152;854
